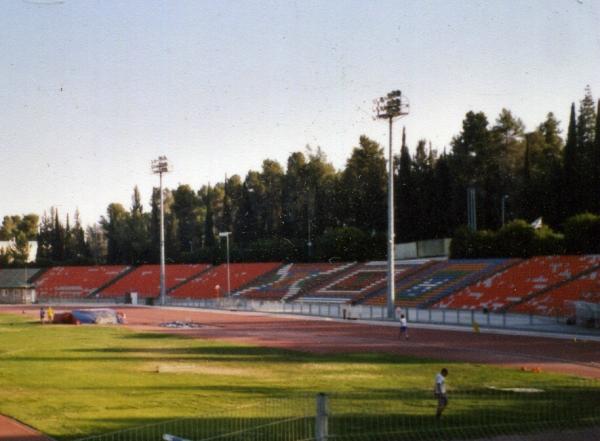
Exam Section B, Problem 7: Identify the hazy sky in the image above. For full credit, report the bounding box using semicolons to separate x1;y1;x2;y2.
1;0;599;226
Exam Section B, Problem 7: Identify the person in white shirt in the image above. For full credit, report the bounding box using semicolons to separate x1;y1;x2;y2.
399;314;408;340
434;368;449;419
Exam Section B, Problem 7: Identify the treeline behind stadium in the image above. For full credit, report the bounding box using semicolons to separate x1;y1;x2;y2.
1;87;599;265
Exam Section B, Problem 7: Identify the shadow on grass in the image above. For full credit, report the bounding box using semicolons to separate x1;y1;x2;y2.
68;344;440;365
56;402;600;441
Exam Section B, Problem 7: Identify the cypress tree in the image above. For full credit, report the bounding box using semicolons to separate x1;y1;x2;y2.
563;103;579;217
396;127;413;242
577;86;597;210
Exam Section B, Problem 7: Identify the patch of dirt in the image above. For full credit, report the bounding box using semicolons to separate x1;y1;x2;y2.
147;362;255;376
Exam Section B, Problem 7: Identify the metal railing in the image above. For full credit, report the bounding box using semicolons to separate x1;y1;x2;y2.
165;298;600;336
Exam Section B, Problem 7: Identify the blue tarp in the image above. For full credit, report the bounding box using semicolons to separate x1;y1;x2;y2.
71;308;122;324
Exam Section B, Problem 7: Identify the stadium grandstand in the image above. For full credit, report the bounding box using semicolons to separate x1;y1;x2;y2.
295;260;434;303
35;265;130;300
434;255;600;312
96;264;211;299
509;267;600;317
360;258;518;308
168;262;282;299
234;262;357;301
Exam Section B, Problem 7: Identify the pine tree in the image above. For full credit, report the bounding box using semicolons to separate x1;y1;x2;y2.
51;209;65;262
128;186;150;263
204;186;216;248
577;86;597;154
594;100;600;212
519;133;533;221
36;211;53;264
72;210;89;261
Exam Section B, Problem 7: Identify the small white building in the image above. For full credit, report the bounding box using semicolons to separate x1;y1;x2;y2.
0;268;39;304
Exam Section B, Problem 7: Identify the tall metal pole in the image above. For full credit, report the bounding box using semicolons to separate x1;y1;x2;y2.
386;116;395;319
159;171;166;305
373;90;409;320
152;156;170;306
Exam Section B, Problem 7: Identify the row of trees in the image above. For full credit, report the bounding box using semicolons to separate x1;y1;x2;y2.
1;87;598;265
397;86;600;241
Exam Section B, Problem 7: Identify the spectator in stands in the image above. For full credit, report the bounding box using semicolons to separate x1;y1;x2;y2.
399;314;408;340
39;307;45;324
47;306;54;323
434;368;449;419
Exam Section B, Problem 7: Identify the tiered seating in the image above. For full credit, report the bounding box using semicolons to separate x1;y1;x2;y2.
297;260;433;303
235;262;357;301
510;269;600;317
0;268;41;286
169;263;282;299
97;264;211;298
435;255;600;311
35;266;130;299
361;259;516;308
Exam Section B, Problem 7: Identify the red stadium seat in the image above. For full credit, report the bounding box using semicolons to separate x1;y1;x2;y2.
435;256;600;313
510;268;600;317
97;264;211;298
169;263;282;299
35;266;130;300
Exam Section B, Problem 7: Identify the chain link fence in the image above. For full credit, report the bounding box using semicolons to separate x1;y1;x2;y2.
75;382;600;441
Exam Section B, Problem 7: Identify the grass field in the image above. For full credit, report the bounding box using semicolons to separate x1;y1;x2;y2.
0;312;599;440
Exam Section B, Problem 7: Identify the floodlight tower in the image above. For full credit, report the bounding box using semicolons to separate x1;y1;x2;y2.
373;90;409;319
151;155;171;305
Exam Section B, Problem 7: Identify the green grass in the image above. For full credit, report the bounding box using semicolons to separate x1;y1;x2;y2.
0;312;598;440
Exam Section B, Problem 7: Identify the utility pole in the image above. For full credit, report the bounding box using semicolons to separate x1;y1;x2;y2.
373;90;409;319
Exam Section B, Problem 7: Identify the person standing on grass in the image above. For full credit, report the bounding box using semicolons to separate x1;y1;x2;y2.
47;306;54;323
39;307;45;324
399;314;408;340
434;368;449;419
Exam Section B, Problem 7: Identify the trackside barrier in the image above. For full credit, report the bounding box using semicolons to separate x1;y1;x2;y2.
165;298;600;335
74;385;600;441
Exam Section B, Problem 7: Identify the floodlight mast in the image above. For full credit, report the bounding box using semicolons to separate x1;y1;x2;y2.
151;156;171;306
373;90;409;319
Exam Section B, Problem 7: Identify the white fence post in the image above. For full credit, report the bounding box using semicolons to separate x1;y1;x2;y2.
315;392;329;441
